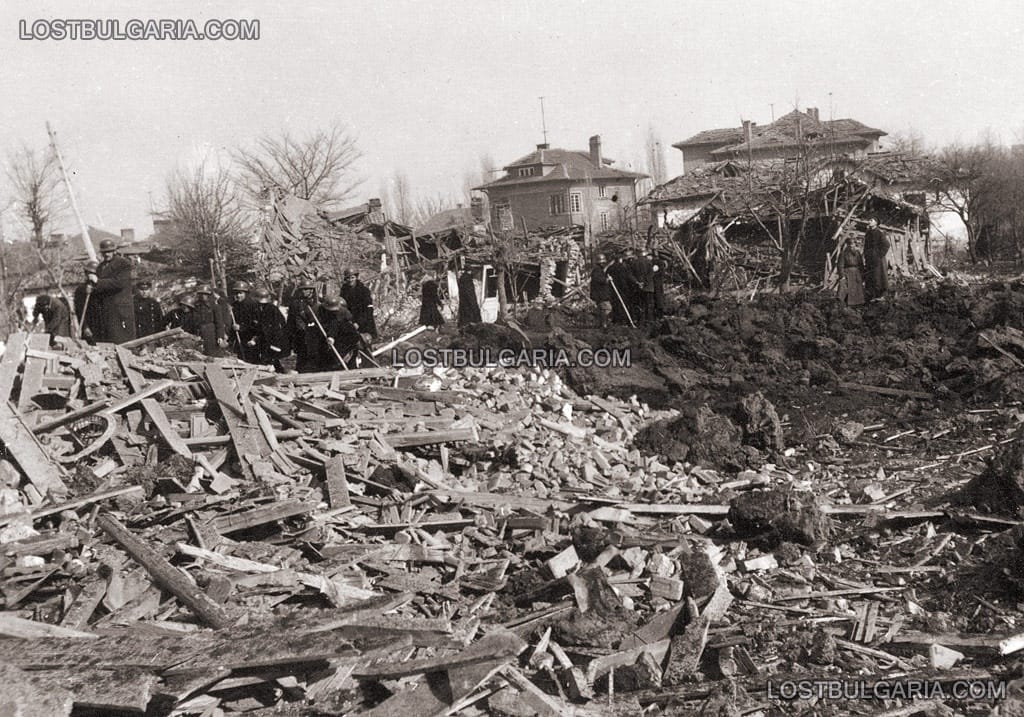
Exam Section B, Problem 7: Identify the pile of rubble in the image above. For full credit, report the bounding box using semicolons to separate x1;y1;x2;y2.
6;301;1024;715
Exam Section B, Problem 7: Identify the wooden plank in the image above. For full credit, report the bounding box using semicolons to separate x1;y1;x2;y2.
17;333;51;412
382;426;477;449
0;401;68;495
838;381;933;400
32;397;111;434
206;364;271;479
325;454;351;507
257;367;393;385
210;501;312;534
117;326;185;349
99;378;176;415
0;614;97;639
97;513;234;629
114;346;192;459
0;485;143;528
59;578;107;630
0;332;28;403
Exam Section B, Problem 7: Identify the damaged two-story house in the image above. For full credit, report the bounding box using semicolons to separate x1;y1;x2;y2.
474;135;647;234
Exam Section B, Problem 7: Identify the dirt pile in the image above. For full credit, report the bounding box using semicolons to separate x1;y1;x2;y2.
955;432;1024;514
728;489;829;546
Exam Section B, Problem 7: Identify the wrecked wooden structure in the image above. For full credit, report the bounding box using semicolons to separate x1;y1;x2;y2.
643;154;934;293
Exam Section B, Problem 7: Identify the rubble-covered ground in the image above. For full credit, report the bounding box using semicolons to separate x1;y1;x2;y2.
6;279;1024;715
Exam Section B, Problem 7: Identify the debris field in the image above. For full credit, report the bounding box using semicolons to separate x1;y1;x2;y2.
6;280;1024;715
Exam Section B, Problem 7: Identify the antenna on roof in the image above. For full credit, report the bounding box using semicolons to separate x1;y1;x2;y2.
539;96;548;145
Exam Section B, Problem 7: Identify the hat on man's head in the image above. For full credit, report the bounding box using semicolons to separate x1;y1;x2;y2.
322;297;343;312
342;270;354;279
84;261;99;272
98;239;117;252
252;287;272;302
230;280;251;292
178;294;196;307
196;284;213;295
136;280;153;290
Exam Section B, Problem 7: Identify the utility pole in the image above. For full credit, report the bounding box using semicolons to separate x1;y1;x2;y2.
46;122;97;263
539;96;548;145
770;104;775;122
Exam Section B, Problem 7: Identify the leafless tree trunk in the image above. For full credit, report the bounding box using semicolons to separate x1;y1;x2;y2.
6;144;62;247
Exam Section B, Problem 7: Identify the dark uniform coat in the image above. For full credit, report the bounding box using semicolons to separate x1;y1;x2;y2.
457;272;482;327
590;265;611;303
251;302;289;367
230;297;259;361
419;279;444;327
317;306;361;371
839;245;866;307
863;227;890;300
286;299;321;373
73;283;103;343
35;297;71;338
606;259;633;324
134;294;164;338
192;298;230;355
165;306;194;333
92;255;136;342
341;281;377;338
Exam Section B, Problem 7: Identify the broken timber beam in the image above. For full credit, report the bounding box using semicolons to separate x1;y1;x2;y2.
0;332;28;403
32;398;111;434
114;347;192;458
0;401;67;496
256;367;392;385
838;381;933;400
97;513;234;629
382;425;477;449
205;364;272;479
117;326;185;349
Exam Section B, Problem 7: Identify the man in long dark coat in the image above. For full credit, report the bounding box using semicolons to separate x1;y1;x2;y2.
193;284;230;355
228;280;258;362
317;297;361;371
340;271;377;339
419;275;445;328
133;280;164;338
457;269;482;327
606;255;633;325
88;239;136;342
286;281;322;373
636;250;656;321
839;238;866;307
74;261;103;344
863;218;890;302
250;287;289;371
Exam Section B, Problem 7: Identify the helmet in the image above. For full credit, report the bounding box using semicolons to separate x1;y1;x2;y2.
98;239;117;252
322;297;343;312
178;294;196;308
297;279;316;291
34;294;51;307
195;284;213;295
230;280;251;292
84;261;99;272
136;280;153;290
252;287;272;302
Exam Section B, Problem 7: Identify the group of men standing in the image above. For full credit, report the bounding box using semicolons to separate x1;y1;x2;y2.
590;248;665;327
838;218;891;307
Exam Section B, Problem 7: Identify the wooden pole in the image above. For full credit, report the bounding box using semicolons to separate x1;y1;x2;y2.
46;122;96;263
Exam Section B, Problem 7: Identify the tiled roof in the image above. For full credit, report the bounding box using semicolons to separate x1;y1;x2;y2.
414;206;477;236
476;148;646;190
673;127;745;147
674;110;887;153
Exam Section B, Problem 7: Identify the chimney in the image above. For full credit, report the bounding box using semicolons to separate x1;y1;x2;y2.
50;232;64;243
808;107;819;122
368;198;382;211
742;120;752;145
589;135;602;166
536;143;548;162
120;228;135;243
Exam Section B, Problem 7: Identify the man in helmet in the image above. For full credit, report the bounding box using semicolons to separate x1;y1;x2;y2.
228;280;258;362
133;280;164;338
249;287;289;371
165;294;197;333
32;293;71;340
286;279;321;372
73;260;103;343
193;284;230;355
88;238;136;342
340;270;377;340
317;296;361;370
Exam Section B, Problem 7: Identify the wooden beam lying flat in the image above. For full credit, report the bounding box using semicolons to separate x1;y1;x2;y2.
0;401;67;496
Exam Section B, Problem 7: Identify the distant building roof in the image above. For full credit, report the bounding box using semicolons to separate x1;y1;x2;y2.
476;147;646;190
414;206;477;236
674;109;887;154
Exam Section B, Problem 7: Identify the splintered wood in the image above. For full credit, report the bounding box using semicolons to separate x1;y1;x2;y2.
0;328;1021;715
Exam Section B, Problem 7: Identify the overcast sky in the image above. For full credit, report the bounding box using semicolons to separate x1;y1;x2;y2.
1;0;1021;239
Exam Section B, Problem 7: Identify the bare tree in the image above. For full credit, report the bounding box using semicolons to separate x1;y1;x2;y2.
887;127;928;157
644;125;667;184
5;144;63;246
234;121;362;209
386;171;414;225
926;142;1001;262
165;161;253;283
411;193;457;227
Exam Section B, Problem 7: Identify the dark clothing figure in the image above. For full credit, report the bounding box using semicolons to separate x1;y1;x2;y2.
286;299;321;373
653;262;666;317
230;297;259;362
863;227;890;301
251;302;289;370
457;272;482;326
317;306;361;371
134;294;164;338
419;279;445;327
33;296;71;338
839;244;866;307
606;259;633;324
91;255;136;342
590;264;612;328
341;281;377;338
165;306;194;333
193;298;230;355
636;255;656;321
73;284;103;343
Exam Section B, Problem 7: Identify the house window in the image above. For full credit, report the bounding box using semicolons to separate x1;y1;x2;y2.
494;202;513;231
598;184;606;198
569;192;582;213
600;212;609;231
484;267;499;299
549;194;566;215
517;167;535;177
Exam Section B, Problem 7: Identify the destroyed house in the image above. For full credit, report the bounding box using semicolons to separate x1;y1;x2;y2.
643;156;930;290
673;108;887;174
474;135;647;233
